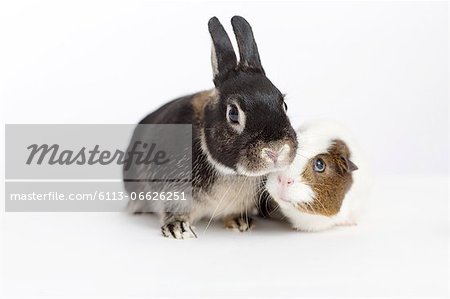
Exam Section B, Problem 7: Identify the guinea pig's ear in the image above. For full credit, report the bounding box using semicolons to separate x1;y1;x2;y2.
349;160;358;171
231;16;265;74
208;17;237;85
338;156;359;173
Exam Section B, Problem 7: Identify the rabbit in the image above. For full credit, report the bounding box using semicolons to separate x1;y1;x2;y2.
263;120;370;232
124;16;298;239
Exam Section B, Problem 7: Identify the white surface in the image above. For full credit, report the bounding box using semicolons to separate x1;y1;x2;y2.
0;1;448;176
1;175;448;298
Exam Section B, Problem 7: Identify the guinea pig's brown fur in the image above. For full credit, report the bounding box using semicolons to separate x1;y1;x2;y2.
298;139;358;216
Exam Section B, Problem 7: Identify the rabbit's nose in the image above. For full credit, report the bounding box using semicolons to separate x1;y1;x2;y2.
263;149;278;163
262;144;292;164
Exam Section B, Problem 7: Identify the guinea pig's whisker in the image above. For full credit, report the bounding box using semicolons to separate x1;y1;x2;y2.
259;189;271;214
256;189;268;213
313;197;328;214
307;202;317;215
254;192;262;212
296;202;306;213
268;204;279;216
294;152;310;160
307;182;329;187
303;201;317;215
296;148;321;156
254;188;280;217
278;212;288;222
299;148;320;153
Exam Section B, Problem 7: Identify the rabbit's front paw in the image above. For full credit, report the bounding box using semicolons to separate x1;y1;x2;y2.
161;221;197;239
224;216;254;232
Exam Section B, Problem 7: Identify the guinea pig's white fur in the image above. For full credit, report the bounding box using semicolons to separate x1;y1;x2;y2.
265;119;371;232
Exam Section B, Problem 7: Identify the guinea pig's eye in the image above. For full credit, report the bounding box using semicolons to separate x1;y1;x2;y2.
227;104;239;124
313;158;326;173
283;101;288;112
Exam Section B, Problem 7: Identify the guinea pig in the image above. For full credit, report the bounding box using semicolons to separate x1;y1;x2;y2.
264;120;370;232
124;16;297;239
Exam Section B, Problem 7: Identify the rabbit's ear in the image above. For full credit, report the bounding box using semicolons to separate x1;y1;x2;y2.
231;16;264;74
208;17;237;83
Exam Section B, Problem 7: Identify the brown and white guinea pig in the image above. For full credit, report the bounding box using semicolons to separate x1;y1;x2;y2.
265;120;370;232
124;16;297;239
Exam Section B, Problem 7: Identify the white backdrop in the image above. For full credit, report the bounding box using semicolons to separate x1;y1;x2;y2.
0;1;448;175
1;2;448;298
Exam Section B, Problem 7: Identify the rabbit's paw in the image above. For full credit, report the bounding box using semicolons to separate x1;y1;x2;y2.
224;216;254;232
161;221;197;239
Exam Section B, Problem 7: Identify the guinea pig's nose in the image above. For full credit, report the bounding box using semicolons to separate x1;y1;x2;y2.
277;175;294;187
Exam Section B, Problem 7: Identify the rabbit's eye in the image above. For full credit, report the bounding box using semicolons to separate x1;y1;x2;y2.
227;105;239;124
313;158;326;173
283;101;288;112
226;103;245;133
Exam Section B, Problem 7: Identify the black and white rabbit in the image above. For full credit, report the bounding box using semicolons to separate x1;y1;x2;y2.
124;16;297;239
